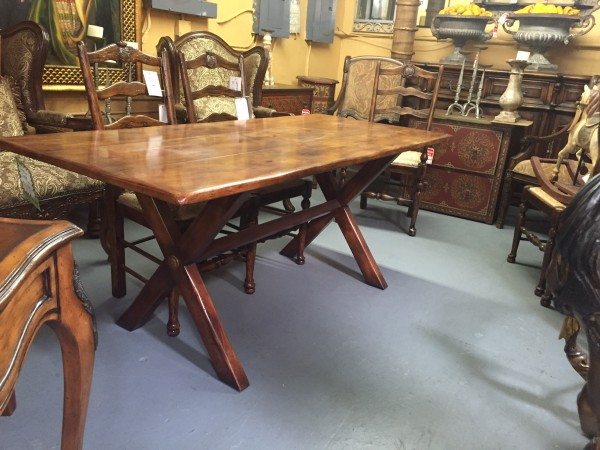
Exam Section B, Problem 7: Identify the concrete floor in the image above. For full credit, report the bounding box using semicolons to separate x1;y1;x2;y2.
0;195;588;449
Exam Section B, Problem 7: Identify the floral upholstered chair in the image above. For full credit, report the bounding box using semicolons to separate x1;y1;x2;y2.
0;21;103;235
158;31;282;122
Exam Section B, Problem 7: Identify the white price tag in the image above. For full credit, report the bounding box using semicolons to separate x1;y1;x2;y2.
426;147;435;165
234;97;250;120
516;51;530;61
143;70;162;97
229;76;242;92
158;104;168;123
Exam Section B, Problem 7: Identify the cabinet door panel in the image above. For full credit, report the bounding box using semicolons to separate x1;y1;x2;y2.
422;167;494;222
413;121;503;175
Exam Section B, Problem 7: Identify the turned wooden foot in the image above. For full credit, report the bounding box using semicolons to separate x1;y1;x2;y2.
167;289;180;337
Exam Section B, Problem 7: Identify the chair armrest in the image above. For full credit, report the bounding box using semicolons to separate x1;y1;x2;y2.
253;106;293;118
27;110;70;127
520;124;569;147
508;124;570;169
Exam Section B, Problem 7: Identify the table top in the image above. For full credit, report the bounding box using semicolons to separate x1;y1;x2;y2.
0;114;449;205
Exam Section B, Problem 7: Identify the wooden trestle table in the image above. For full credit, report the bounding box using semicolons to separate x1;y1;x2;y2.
0;114;449;391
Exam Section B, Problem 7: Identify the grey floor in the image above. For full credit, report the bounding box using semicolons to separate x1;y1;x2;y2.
0;192;587;449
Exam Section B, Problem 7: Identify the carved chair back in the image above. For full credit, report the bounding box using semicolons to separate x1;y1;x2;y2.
160;31;267;122
178;47;247;123
331;56;443;130
0;21;48;116
77;41;176;130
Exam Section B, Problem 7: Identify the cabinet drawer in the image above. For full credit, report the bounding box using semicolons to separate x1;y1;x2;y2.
413;121;504;175
486;76;553;107
422;167;494;222
554;81;584;110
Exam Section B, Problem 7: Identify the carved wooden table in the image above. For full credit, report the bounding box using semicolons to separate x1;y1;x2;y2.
0;114;449;391
410;113;532;224
0;218;95;449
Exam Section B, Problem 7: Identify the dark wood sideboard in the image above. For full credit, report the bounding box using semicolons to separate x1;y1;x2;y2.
410;114;531;224
417;63;591;156
407;64;592;223
260;84;314;115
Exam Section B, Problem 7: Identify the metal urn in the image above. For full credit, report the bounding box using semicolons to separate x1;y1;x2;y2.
494;59;530;123
431;15;495;65
503;13;595;71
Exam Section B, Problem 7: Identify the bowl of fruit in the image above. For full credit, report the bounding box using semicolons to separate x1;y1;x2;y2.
503;3;595;71
431;3;495;64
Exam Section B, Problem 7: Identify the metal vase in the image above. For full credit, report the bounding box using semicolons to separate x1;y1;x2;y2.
494;59;530;123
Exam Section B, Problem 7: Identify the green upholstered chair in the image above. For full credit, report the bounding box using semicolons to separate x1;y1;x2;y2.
158;31;283;123
0;21;103;235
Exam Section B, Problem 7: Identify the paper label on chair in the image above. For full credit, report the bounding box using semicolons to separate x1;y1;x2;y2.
426;147;435;165
516;51;530;61
158;104;168;123
229;76;242;93
143;70;162;97
235;97;250;120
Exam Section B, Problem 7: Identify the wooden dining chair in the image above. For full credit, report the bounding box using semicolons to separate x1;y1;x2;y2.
0;217;95;450
330;56;443;236
163;32;312;263
77;41;263;337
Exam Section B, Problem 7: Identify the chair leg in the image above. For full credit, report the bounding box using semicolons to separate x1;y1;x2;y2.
282;198;295;212
408;170;425;237
86;200;101;238
1;392;16;416
104;188;126;298
167;288;181;336
51;247;95;450
507;201;527;263
242;209;258;295
496;171;514;229
536;217;559;297
360;192;368;209
293;189;311;266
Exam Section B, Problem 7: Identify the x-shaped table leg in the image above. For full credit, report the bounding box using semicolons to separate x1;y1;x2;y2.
117;193;251;391
281;155;396;289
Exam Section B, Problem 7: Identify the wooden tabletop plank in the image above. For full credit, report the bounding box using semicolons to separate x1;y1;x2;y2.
0;115;450;205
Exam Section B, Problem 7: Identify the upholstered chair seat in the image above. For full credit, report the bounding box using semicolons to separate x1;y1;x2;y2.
116;191;206;222
0;152;103;214
512;159;573;183
393;150;422;168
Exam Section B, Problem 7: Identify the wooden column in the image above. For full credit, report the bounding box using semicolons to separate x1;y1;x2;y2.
391;0;420;61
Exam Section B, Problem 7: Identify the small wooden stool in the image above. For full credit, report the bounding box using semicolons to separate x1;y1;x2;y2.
0;218;95;450
507;185;566;297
